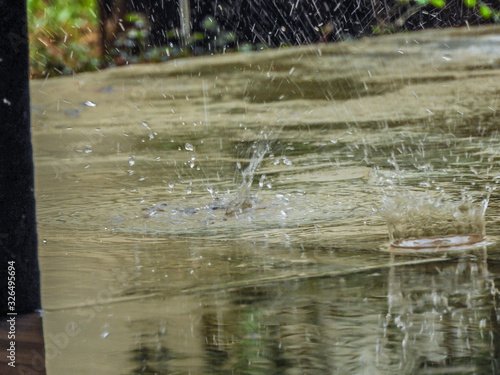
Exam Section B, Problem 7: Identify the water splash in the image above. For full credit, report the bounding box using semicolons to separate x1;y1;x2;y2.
383;190;489;249
225;142;270;215
141;140;272;224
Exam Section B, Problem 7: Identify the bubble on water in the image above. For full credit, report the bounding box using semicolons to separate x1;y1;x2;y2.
185;143;194;151
128;155;136;166
141;121;155;140
189;156;196;168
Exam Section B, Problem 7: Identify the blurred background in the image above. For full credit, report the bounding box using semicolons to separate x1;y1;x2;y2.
28;0;500;78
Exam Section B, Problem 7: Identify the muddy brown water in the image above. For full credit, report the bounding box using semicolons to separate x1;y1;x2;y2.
33;26;500;374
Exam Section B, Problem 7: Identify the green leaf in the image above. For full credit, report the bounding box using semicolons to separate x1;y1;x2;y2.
479;4;493;19
125;13;141;22
202;16;218;31
190;32;205;41
57;8;72;23
463;0;476;7
429;0;446;8
166;29;180;39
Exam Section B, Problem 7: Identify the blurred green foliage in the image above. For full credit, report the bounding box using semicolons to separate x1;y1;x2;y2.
28;0;499;78
374;0;499;34
28;0;100;77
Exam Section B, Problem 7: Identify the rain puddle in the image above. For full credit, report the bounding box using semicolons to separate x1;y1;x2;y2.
32;26;500;374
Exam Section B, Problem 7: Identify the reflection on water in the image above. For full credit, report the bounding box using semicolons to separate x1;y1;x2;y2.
33;26;500;374
127;248;500;375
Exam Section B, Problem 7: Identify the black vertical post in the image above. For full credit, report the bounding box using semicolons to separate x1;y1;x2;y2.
0;3;46;373
0;0;41;314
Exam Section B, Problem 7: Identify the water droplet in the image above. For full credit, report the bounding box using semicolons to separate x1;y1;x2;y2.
259;175;266;187
185;143;194;151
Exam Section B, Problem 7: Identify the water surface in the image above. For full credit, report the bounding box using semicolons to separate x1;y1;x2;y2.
33;26;500;374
